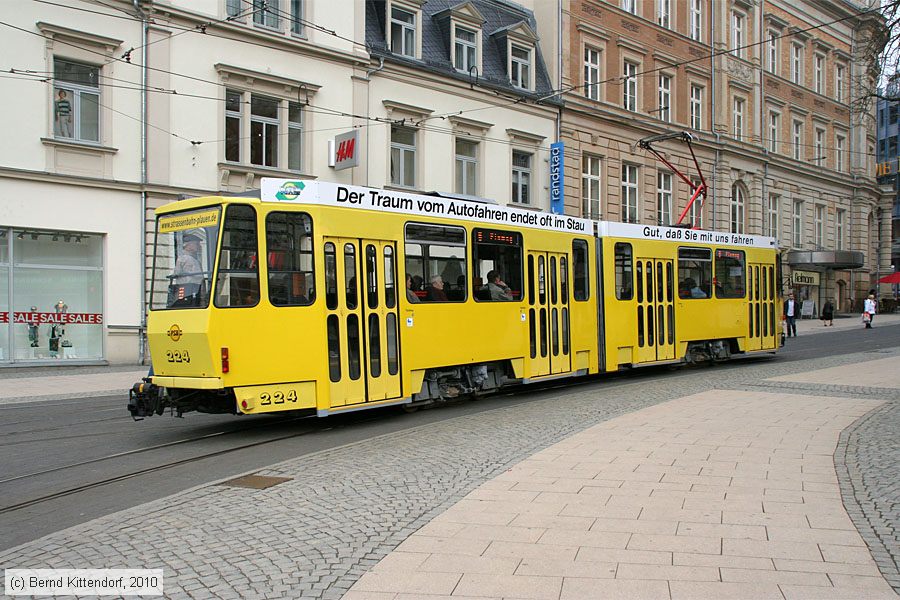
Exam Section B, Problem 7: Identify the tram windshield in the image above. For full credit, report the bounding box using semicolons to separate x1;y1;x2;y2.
150;207;221;310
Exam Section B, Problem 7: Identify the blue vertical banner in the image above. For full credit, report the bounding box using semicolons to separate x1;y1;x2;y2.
550;142;564;215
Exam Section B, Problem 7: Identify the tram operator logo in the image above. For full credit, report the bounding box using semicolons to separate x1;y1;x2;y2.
275;181;306;201
167;324;183;342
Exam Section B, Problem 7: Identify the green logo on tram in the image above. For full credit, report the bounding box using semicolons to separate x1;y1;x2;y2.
275;181;306;201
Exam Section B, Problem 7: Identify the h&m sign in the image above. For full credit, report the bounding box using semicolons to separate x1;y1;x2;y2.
331;130;359;171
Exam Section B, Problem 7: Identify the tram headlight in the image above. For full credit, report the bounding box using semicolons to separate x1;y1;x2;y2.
221;347;230;373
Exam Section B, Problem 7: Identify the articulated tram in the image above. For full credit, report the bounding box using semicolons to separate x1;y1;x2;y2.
129;179;781;419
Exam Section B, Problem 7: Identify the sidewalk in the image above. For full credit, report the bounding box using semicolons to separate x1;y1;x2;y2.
0;366;148;405
791;311;900;336
345;357;900;600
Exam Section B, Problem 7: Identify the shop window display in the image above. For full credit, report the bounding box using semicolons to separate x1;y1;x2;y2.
5;229;104;362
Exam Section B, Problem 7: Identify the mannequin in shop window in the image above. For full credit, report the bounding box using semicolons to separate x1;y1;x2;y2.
27;306;39;348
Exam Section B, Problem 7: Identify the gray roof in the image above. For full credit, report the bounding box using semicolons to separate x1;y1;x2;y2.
365;0;560;105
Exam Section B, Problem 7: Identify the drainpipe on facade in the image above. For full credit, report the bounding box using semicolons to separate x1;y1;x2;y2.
135;0;148;365
364;57;385;186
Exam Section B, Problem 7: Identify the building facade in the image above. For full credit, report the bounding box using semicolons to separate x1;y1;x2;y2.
0;0;889;365
535;0;889;314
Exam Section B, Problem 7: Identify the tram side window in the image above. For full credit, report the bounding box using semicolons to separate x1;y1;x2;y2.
678;247;712;299
214;204;260;308
472;228;522;302
714;249;745;298
573;239;590;301
404;223;467;303
615;242;633;300
265;212;315;306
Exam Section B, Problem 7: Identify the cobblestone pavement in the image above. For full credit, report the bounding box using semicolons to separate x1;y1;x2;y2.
836;396;900;593
1;347;899;599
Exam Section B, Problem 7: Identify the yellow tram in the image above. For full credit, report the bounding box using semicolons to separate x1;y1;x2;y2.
129;179;781;419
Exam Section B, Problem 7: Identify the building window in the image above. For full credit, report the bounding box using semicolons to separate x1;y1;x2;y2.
621;164;638;223
250;94;279;167
733;97;744;141
730;183;745;234
582;155;601;220
223;88;301;170
731;11;745;58
512;151;532;204
253;0;280;28
657;172;672;226
769;111;779;153
225;90;241;162
835;134;845;172
584;46;601;101
622;0;637;15
767;31;779;74
792;200;803;247
835;64;845;102
227;0;241;17
455;138;478;196
690;85;703;130
690;0;702;42
288;101;302;171
765;194;779;238
792;120;803;160
623;61;638;111
791;43;803;85
814;127;825;166
454;26;477;73
510;44;531;90
836;208;845;250
658;75;671;122
689;179;703;228
658;0;670;28
814;53;824;94
390;6;416;58
391;125;416;187
53;58;100;143
288;0;303;35
815;205;825;248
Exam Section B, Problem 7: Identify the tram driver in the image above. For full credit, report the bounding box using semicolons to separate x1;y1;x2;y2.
171;232;204;304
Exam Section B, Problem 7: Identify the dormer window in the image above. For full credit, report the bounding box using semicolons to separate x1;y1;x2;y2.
454;27;477;72
511;45;531;89
391;6;416;57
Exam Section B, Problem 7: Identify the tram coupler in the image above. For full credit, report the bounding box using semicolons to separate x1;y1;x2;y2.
128;378;164;420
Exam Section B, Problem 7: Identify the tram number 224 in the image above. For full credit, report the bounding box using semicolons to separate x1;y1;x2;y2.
166;350;191;363
260;389;299;405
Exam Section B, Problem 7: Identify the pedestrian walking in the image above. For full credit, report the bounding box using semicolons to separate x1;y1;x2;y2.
783;292;798;337
863;294;877;329
821;300;834;326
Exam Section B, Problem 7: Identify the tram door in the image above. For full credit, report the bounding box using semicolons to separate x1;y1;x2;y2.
526;251;571;377
747;262;776;351
634;257;676;363
323;238;402;408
